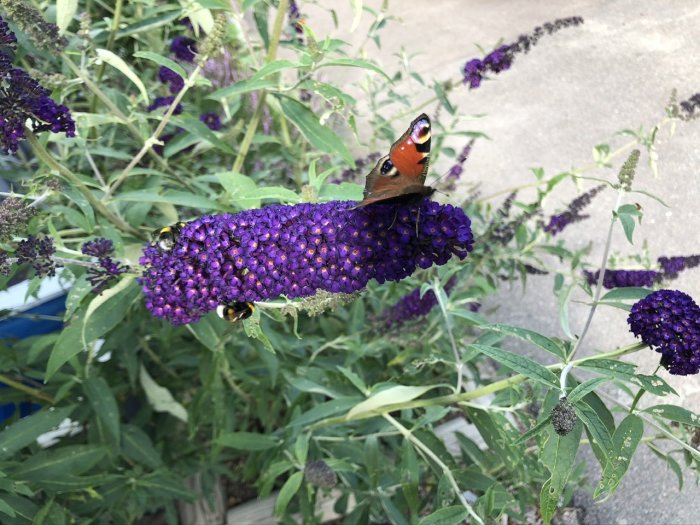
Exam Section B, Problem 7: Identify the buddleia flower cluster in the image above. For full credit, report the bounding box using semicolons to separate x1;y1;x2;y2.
9;235;56;276
0;15;75;154
544;185;605;235
81;239;131;294
140;199;474;325
585;253;700;289
381;277;457;329
462;17;584;89
628;290;700;375
442;139;475;190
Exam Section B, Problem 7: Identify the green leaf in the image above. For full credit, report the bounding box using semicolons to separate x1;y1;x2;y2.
81;277;140;351
616;204;640;244
64;275;93;319
83;377;120;446
114;190;225;211
566;377;610;404
574;400;613;459
643;404;700;426
186;316;220;352
468;344;559;388
0;498;15;517
319;181;363;201
168;116;235;155
349;0;362;32
514;416;551;445
95;48;149;103
46;309;86;380
116;11;180;39
121;424;162;469
647;442;683;490
133;51;187;79
12;445;107;481
482;324;565;359
347;385;435;419
56;0;78;32
216;432;279;451
209;59;298;99
274;471;303;517
540;421;583;525
418;506;469;525
600;287;653;302
630;374;677;396
317;58;391;81
278;96;354;165
594;414;643;500
0;406;74;459
139;366;188;423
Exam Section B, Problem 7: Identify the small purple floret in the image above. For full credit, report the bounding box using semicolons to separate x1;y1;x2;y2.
628;289;700;375
200;111;222;131
140;199;474;325
170;36;197;63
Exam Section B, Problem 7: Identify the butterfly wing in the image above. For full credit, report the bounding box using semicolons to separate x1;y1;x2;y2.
359;114;432;206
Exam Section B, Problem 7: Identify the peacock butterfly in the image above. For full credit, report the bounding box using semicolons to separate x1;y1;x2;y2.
357;113;434;207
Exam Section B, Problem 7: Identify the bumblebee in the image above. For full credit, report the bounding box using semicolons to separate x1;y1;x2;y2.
152;222;186;252
216;301;255;323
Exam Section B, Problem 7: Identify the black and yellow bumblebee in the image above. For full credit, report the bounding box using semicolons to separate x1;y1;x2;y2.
152;222;186;252
216;301;255;323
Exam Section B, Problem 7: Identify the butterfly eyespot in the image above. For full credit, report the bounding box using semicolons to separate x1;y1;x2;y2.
380;159;394;174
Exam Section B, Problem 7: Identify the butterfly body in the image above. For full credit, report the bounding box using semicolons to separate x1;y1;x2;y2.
216;302;255;323
358;114;433;207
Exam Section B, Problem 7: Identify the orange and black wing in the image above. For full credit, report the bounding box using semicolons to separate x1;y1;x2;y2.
359;114;432;206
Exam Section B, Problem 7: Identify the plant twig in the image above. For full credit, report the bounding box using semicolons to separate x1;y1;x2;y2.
0;373;55;404
25;130;147;240
384;414;484;525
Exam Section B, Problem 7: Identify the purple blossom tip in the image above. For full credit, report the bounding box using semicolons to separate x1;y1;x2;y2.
140;199;474;325
147;96;183;115
462;17;584;89
81;238;114;258
170;36;197;63
200;111;222;131
1;68;75;153
628;289;700;375
158;66;185;94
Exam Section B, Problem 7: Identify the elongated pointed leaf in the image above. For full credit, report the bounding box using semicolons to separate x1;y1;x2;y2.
0;406;74;459
96;48;149;103
418;506;469;525
216;432;279;451
139;366;188;423
347;385;434;419
83;377;120;446
469;344;559;388
482;324;565;359
540;422;583;525
594;414;643;500
278;96;354;165
574;400;613;459
274;471;303;517
644;404;700;426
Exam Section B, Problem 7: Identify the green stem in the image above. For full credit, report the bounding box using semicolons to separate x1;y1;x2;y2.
64;57;184;183
89;0;124;114
384;414;484;525
566;188;624;363
25;130;147;240
0;374;54;404
308;342;647;430
230;0;288;173
110;64;203;194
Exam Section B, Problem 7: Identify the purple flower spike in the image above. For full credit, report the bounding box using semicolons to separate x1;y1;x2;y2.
584;269;662;289
381;277;457;329
658;255;700;279
1;68;75;153
0;16;17;70
628;289;700;375
170;36;197;63
462;17;584;89
140;199;474;325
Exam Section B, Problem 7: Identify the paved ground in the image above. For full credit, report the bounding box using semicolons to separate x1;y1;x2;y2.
309;1;700;523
